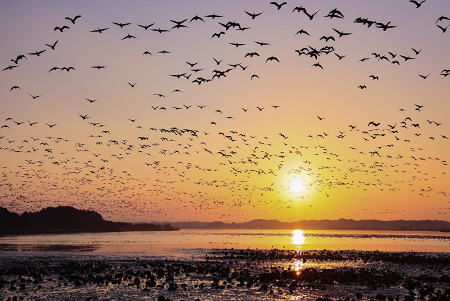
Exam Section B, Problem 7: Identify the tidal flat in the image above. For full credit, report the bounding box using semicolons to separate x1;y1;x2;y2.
1;249;449;300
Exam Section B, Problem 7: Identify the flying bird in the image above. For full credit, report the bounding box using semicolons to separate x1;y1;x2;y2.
436;24;449;33
295;29;310;36
418;73;431;79
112;22;131;28
245;11;263;19
78;114;90;120
409;0;426;8
190;15;205;22
212;31;225;38
319;36;335;42
45;40;58;50
266;56;279;63
332;28;352;37
54;25;69;32
375;21;396;31
255;41;270;46
65;15;81;24
28;50;46;56
138;23;155;30
270;2;287;10
29;94;41;99
122;34;137;40
91;27;109;33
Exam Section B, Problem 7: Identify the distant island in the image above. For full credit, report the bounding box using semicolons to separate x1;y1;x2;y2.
0;206;178;235
172;219;450;232
1;206;448;235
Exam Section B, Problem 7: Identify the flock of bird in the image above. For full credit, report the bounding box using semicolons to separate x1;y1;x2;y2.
0;1;449;222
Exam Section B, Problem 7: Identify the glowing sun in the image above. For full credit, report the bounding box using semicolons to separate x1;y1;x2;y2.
289;178;306;195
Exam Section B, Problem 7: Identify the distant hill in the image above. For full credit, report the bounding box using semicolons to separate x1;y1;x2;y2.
0;206;178;235
172;219;450;232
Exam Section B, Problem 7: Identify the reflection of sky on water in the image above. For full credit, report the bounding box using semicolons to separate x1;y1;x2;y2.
0;229;448;255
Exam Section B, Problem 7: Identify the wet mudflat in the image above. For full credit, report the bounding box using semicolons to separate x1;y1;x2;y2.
0;249;449;300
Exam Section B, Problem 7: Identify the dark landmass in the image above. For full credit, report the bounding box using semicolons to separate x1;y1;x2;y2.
172;219;450;231
0;206;178;235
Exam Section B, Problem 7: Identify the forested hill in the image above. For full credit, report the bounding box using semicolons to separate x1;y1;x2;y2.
0;206;178;235
172;219;450;231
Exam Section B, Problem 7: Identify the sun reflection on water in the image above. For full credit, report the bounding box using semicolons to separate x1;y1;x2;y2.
293;259;304;275
291;229;305;275
292;229;305;245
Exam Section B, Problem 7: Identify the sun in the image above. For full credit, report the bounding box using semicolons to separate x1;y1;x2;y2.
289;177;306;195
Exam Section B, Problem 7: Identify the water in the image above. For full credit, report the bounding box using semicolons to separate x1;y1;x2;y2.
1;230;448;300
0;229;448;257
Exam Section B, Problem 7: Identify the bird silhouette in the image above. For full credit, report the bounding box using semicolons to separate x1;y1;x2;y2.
29;94;41;99
411;48;422;55
190;15;205;23
212;31;225;38
325;8;344;19
137;23;154;30
48;66;61;73
312;62;323;69
152;28;169;33
245;52;260;58
28;50;46;56
266;56;279;63
375;21;396;31
54;25;69;32
205;13;223;19
91;27;109;33
319;36;335;42
296;29;310;36
45;40;58;50
410;0;426;8
112;22;131;28
245;11;263;19
334;53;347;60
332;28;352;37
65;15;81;24
230;42;245;47
270;2;287;10
436;24;449;33
255;41;270;46
122;34;137;40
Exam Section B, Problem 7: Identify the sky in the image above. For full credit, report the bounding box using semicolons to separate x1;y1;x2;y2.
0;0;449;222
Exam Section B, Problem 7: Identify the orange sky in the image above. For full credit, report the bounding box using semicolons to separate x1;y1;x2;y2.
0;0;449;222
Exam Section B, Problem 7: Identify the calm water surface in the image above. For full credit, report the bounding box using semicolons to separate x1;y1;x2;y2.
1;229;448;257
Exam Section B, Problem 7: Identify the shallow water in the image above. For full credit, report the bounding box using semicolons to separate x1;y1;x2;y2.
0;229;448;257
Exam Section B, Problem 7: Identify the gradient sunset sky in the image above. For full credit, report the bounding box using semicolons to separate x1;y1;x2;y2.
1;0;449;222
